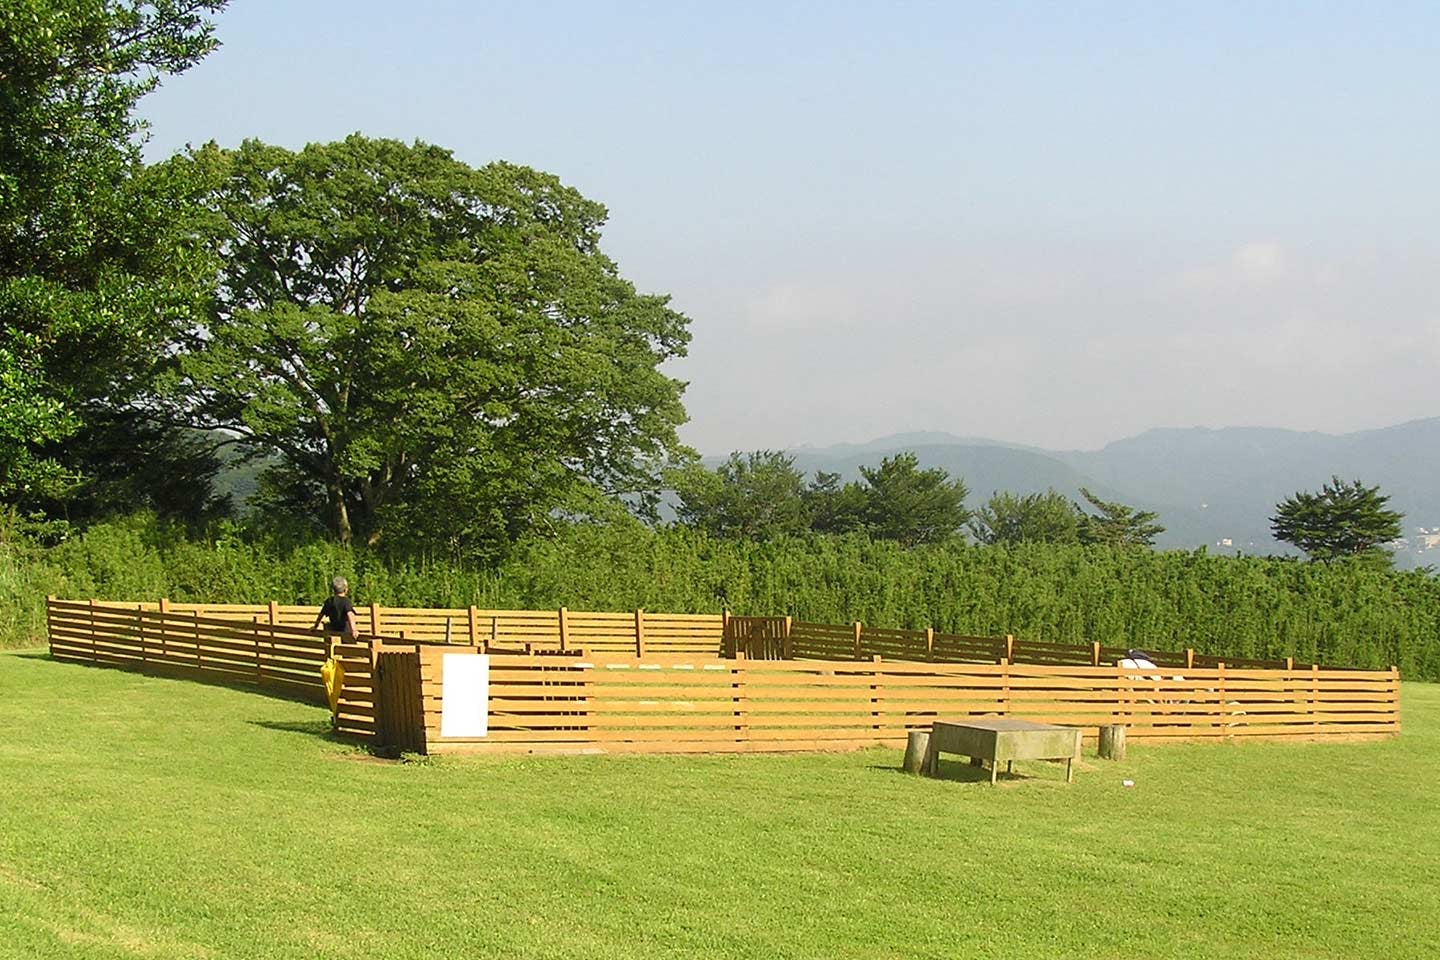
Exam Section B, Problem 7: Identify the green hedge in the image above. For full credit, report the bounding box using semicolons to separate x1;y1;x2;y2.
5;514;1438;678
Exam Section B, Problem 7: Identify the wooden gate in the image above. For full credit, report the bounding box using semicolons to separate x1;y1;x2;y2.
724;616;792;659
375;650;425;755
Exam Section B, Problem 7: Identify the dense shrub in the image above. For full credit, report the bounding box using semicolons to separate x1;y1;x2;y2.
4;514;1437;678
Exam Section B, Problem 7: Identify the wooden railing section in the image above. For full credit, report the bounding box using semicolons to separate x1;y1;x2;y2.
78;599;724;654
413;652;1400;755
46;597;386;739
76;598;1328;670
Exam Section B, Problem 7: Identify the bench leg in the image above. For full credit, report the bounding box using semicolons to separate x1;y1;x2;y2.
1006;760;1013;774
1066;757;1074;784
990;761;998;785
969;756;984;768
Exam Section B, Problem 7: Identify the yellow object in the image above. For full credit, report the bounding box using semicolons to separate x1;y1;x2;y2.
321;657;345;715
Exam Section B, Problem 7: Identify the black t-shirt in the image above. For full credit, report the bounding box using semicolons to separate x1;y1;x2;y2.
320;595;356;634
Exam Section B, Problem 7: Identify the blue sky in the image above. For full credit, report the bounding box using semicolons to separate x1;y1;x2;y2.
140;1;1440;452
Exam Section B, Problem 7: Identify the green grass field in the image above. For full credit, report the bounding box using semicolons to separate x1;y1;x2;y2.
1;650;1435;959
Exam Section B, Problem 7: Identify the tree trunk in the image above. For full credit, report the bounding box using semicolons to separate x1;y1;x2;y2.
902;730;932;775
331;485;352;544
1099;724;1127;760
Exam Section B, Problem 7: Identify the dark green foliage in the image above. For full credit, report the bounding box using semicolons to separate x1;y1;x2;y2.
161;136;690;557
8;514;1436;678
0;1;224;502
970;490;1082;545
674;451;968;546
26;412;230;528
858;453;969;545
669;451;810;540
804;470;869;535
1076;487;1165;546
1272;476;1405;564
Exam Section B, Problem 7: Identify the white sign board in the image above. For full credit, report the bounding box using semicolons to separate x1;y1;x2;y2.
440;653;490;738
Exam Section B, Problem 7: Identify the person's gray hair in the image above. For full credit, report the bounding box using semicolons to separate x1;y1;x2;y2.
331;576;349;596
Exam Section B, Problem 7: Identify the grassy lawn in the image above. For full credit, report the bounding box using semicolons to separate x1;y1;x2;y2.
1;650;1435;959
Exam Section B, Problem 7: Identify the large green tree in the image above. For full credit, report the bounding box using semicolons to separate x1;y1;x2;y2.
1075;487;1165;547
803;470;869;535
163;136;690;555
1271;477;1404;564
859;453;969;546
669;451;809;540
969;490;1082;545
0;1;223;504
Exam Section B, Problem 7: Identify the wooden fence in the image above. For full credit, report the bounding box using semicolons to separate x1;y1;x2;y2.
76;598;1315;670
402;649;1400;756
50;597;1398;758
77;598;724;654
46;597;387;739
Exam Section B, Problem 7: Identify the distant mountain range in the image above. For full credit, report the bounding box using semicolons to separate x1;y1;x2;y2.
775;418;1440;569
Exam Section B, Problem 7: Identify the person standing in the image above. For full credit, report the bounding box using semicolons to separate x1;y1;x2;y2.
313;576;361;642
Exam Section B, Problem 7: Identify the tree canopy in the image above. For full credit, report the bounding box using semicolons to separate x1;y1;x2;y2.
670;451;968;545
1074;487;1165;547
669;451;809;541
1271;477;1404;564
857;453;969;546
970;490;1081;545
0;1;224;506
161;135;691;556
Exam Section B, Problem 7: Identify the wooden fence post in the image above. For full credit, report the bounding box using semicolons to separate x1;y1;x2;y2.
732;655;748;747
268;600;279;676
1091;641;1101;667
252;615;263;681
88;598;97;659
136;606;146;666
468;606;479;649
853;621;862;660
870;654;883;737
1310;663;1320;734
558;607;569;652
1217;661;1229;737
635;608;645;657
158;597;170;662
926;627;935;661
370;603;383;638
193;609;203;671
1391;666;1401;733
1185;648;1194;670
1117;664;1128;731
1000;656;1011;716
45;595;55;658
1005;634;1014;664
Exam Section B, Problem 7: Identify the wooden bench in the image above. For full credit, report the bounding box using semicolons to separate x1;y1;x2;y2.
923;718;1081;784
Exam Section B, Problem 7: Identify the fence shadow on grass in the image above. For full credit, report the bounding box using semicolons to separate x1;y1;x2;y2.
247;718;339;739
42;652;327;710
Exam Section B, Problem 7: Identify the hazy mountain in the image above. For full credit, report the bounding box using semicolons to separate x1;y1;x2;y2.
778;417;1440;568
785;443;1132;506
